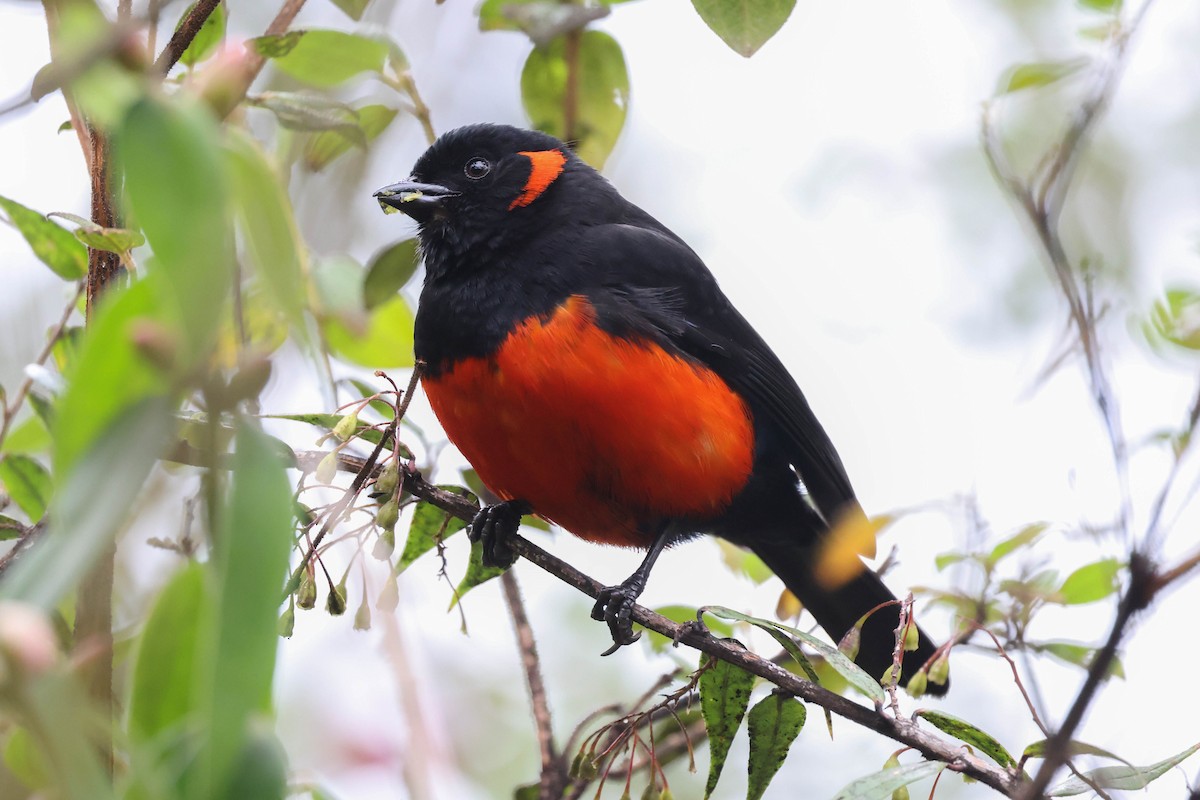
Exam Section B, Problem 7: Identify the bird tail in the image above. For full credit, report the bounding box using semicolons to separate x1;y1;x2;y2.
749;538;948;696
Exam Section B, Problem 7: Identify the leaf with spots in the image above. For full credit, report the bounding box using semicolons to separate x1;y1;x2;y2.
398;488;476;572
699;652;755;798
747;692;806;800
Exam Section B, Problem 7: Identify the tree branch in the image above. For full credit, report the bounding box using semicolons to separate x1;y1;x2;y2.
213;0;308;120
391;475;1025;796
153;0;223;75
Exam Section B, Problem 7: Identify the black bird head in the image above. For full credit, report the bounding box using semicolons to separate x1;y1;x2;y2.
375;124;612;269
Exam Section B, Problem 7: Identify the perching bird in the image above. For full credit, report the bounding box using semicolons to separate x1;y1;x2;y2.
375;124;946;694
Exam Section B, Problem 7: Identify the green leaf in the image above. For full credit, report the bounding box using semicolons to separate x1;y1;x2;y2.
1;397;175;609
521;30;629;168
120;95;233;365
716;540;775;584
323;293;416;369
19;672;115;800
225;129;308;334
363;240;418;310
3;727;50;790
253;30;388;87
128;563;206;743
1047;741;1200;796
698;653;755;798
250;30;304;58
1022;738;1131;766
987;522;1048;566
177;1;227;67
0;515;24;541
52;276;171;476
2;414;52;456
1056;558;1121;604
1033;640;1125;678
691;0;796;57
998;58;1090;94
0;195;87;279
195;422;295;799
329;0;371;21
702;605;887;704
0;455;52;520
933;552;968;571
303;104;398;171
914;711;1016;768
399;490;476;571
746;693;805;800
450;539;507;606
831;760;945;800
46;211;146;254
481;0;610;45
1077;0;1122;12
250;92;364;139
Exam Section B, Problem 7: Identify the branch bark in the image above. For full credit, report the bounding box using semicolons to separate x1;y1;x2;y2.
153;0;223;74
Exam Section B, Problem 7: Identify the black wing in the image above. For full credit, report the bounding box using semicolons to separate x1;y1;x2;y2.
576;222;862;526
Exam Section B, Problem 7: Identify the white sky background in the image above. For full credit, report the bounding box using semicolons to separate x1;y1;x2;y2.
2;0;1200;798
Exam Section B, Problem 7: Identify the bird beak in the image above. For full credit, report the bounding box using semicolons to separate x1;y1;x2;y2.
373;180;459;221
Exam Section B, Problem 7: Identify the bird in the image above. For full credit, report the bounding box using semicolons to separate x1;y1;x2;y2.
374;123;947;694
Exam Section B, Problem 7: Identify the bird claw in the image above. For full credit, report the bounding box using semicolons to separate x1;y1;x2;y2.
468;500;529;569
591;579;646;655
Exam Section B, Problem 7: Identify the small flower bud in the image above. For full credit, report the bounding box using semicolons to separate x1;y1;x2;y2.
326;581;347;616
297;571;317;610
353;594;372;631
374;460;400;497
373;526;395;560
903;623;920;652
880;664;897;686
376;499;399;531
376;573;399;612
331;412;358;442
0;602;58;678
277;599;295;638
129;320;179;373
315;452;338;485
928;653;950;687
905;669;928;698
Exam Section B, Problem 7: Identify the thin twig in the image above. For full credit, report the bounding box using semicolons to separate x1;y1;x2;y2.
0;283;83;451
153;0;223;74
501;571;564;799
1018;553;1155;800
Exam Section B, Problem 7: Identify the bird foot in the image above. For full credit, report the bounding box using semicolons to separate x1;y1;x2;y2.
468;500;530;569
592;577;647;655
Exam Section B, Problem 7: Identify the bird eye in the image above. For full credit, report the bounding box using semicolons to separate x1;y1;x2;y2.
464;157;491;180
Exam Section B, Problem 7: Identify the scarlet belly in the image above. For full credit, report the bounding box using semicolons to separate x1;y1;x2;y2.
422;295;755;548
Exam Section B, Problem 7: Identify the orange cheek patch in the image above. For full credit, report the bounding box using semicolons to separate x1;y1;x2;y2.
509;149;567;209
